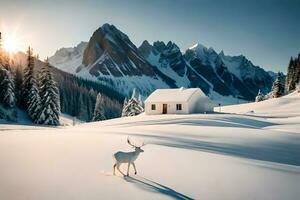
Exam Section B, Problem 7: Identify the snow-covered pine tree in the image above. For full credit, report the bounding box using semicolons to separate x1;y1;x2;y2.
121;97;128;117
138;94;143;107
14;66;23;107
36;58;60;125
121;90;144;117
92;93;106;121
0;33;11;71
296;82;300;93
285;55;300;93
0;67;15;108
22;47;42;121
131;88;136;99
255;90;265;102
23;47;35;107
269;72;285;98
122;98;144;116
0;32;3;64
27;80;41;121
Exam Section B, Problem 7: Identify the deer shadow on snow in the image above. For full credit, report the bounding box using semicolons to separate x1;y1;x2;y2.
123;175;193;200
112;137;193;199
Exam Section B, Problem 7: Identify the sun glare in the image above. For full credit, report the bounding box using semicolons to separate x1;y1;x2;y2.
3;35;18;53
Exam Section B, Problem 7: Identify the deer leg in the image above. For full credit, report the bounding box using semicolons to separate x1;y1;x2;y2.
132;162;137;175
113;163;117;175
116;163;125;176
127;162;130;176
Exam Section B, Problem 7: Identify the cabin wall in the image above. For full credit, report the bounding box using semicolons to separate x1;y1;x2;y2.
145;103;163;115
145;102;189;115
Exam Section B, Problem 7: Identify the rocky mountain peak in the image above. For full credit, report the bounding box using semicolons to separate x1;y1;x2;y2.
138;40;154;57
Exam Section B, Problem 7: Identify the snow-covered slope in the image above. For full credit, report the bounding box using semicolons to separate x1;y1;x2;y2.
0;92;299;199
219;91;300;115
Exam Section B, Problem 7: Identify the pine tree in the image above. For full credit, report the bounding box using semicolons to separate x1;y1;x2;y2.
0;32;14;108
269;72;285;98
14;66;24;107
121;90;144;117
36;58;60;125
296;82;300;93
0;33;11;71
77;93;89;120
255;90;265;102
27;81;41;121
22;47;42;121
0;32;3;64
285;55;300;93
131;88;136;99
92;93;106;121
138;94;143;108
121;97;128;117
23;47;35;107
0;68;15;108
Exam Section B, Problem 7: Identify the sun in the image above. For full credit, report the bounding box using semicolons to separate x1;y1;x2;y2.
3;35;18;53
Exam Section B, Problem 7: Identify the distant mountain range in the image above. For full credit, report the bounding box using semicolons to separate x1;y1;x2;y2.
49;23;274;104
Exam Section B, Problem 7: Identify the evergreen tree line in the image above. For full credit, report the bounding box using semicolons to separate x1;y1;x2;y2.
51;66;123;121
255;53;300;102
0;43;61;125
0;32;124;123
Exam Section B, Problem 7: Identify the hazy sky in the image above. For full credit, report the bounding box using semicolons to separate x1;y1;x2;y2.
0;0;299;72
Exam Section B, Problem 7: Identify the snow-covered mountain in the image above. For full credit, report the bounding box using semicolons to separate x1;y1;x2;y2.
49;41;88;74
185;43;273;98
138;40;212;93
49;23;274;103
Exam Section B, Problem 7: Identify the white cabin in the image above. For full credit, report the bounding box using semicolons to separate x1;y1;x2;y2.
144;88;213;115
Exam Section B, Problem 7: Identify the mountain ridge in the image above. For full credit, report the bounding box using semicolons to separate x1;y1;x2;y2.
49;23;274;104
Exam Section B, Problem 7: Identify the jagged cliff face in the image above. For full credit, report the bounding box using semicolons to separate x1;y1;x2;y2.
184;44;273;99
81;24;156;77
49;23;274;103
138;40;211;94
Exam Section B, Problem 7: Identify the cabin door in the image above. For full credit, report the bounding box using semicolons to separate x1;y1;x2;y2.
162;104;167;114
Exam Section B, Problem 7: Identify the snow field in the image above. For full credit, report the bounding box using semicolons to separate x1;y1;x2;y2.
0;92;299;199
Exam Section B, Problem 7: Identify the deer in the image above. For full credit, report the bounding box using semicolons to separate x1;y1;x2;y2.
113;137;145;176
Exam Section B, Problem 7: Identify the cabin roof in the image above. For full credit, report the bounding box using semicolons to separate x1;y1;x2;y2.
145;88;206;103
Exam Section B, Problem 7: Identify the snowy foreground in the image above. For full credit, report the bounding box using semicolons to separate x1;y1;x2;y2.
0;93;300;200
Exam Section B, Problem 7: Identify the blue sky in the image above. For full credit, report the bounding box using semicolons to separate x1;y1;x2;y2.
0;0;299;72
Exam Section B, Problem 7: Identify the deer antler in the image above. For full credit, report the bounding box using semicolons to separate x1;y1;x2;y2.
140;142;146;147
127;136;136;148
127;136;146;148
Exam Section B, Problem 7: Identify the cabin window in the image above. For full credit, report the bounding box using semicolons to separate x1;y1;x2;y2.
176;104;182;110
151;104;156;110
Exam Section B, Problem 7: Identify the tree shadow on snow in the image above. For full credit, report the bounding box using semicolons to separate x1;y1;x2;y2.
123;175;193;200
131;134;300;167
106;116;278;129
